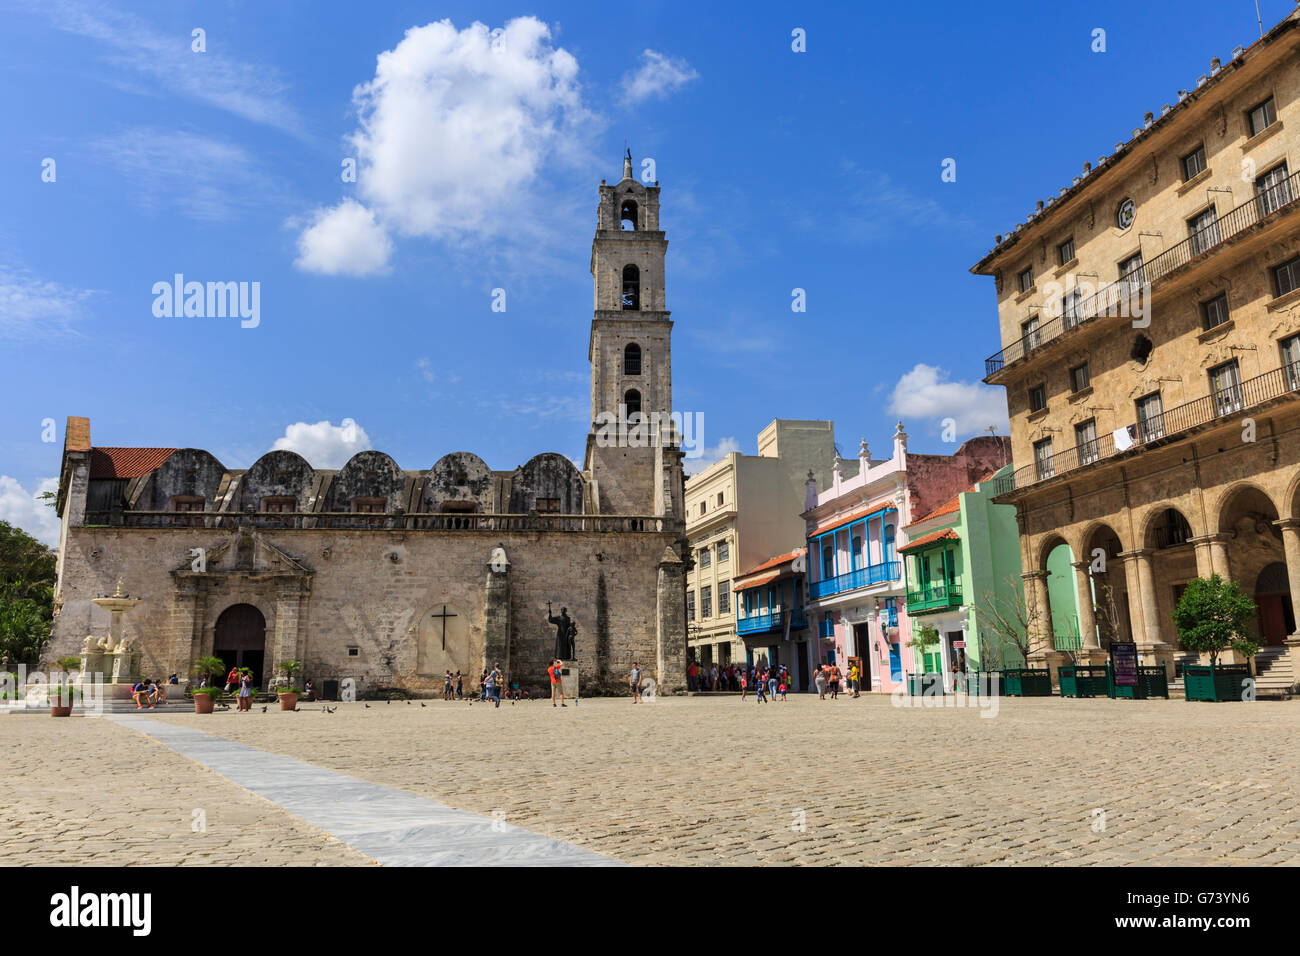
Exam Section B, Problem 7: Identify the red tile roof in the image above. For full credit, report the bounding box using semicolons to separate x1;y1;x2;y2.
737;547;805;580
904;471;1000;528
734;572;781;592
899;528;960;552
90;447;177;479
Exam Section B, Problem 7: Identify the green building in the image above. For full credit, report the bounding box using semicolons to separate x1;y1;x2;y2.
899;465;1060;679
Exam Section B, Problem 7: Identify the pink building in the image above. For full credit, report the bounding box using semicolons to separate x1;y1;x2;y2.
802;424;1010;692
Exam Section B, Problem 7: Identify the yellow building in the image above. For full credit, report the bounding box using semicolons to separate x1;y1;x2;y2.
972;11;1300;692
684;420;838;668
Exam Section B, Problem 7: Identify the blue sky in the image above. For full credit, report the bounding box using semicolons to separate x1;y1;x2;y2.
1;0;1293;544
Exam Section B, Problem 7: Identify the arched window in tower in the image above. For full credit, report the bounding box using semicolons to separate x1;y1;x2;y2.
620;198;638;231
623;389;642;419
622;264;640;310
624;343;642;375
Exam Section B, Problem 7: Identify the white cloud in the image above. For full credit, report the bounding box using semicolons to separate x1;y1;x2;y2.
43;0;306;135
621;49;699;103
294;200;393;277
294;16;595;271
0;267;97;339
270;420;371;469
888;364;1009;435
0;477;60;548
93;128;275;223
685;437;740;476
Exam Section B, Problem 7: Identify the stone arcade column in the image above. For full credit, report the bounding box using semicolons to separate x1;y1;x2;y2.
269;580;311;688
1070;561;1103;660
656;546;687;694
1123;548;1174;675
1189;535;1215;578
1023;569;1067;684
167;576;204;688
1275;520;1300;693
482;546;511;678
1208;534;1232;579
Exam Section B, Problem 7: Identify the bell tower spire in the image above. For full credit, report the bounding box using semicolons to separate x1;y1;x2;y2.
622;146;634;182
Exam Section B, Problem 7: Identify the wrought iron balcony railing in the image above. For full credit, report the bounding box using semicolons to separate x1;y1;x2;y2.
906;582;964;614
809;561;901;599
736;607;808;635
994;362;1300;495
985;168;1300;377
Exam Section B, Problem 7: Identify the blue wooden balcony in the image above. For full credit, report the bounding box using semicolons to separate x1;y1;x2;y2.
809;561;901;599
736;607;808;635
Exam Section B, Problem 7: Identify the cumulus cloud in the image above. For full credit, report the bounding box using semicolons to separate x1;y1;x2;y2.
270;420;371;468
888;364;1009;435
0;477;60;548
621;49;699;103
294;17;594;273
685;436;741;476
294;199;394;276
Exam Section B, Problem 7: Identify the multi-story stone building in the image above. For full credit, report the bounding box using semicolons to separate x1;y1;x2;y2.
972;11;1300;691
46;154;689;697
802;425;1010;691
684;419;836;668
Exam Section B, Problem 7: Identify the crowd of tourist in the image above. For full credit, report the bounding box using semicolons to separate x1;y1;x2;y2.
685;659;865;700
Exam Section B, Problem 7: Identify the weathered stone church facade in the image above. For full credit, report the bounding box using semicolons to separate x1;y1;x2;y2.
47;156;688;697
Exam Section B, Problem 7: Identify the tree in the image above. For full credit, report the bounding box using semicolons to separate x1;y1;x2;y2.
0;521;57;668
278;659;302;690
907;623;941;673
977;574;1042;666
1172;574;1257;668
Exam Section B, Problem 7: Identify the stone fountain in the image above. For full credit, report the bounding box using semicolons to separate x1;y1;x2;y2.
82;579;143;689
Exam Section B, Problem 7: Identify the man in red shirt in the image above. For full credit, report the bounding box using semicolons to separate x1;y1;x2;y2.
224;666;239;694
548;659;566;708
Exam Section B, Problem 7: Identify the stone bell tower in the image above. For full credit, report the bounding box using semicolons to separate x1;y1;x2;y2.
585;151;681;518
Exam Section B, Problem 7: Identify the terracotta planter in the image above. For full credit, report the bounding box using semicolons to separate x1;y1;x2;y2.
279;692;300;711
50;703;72;717
194;694;215;714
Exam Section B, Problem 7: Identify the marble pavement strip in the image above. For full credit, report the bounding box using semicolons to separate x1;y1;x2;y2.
107;716;620;867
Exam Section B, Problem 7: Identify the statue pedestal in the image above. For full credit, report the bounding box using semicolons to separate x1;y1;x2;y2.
559;659;579;699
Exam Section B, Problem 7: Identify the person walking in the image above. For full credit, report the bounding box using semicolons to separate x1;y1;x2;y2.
443;670;454;701
548;659;566;708
814;665;827;699
767;669;778;701
454;671;463;699
827;662;841;700
849;661;861;698
486;663;502;708
739;669;748;700
224;666;239;694
237;672;253;712
630;661;642;703
754;669;768;703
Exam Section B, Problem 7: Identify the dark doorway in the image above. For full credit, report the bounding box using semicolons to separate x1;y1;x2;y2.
1256;562;1295;646
854;623;872;686
214;603;267;688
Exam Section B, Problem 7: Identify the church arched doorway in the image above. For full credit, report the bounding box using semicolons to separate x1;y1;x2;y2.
1255;562;1294;647
213;603;266;688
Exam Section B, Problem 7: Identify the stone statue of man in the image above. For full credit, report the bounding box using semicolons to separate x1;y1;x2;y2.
546;602;577;660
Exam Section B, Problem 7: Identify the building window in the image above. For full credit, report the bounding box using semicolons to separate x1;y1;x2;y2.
348;647;360;658
260;496;296;513
1188;207;1220;256
1209;359;1243;416
717;539;729;564
701;585;713;619
699;502;706;516
699;547;712;568
1022;315;1041;351
1075;419;1098;464
351;497;386;514
1201;292;1230;331
1248;96;1277;138
1033;438;1055;480
1256;162;1292;217
621;264;640;310
623;389;642;418
623;343;642;375
1118;252;1145;285
717;491;724;506
1029;383;1047;412
1057;237;1075;266
1281;334;1300;389
620;198;638;231
1061;288;1084;329
687;590;696;622
1131;333;1154;366
535;497;561;513
1070;362;1090;393
1181;144;1206;181
718;581;730;614
1018;267;1033;293
170;495;205;512
1137;391;1165;441
1275;256;1300;298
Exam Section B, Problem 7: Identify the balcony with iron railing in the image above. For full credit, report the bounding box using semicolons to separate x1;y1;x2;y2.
79;511;680;534
906;581;964;615
984;168;1300;379
736;606;809;636
994;361;1300;496
808;561;902;600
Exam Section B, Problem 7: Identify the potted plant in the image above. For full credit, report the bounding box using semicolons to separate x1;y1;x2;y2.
905;624;943;695
1174;575;1257;702
277;660;302;710
191;655;226;714
48;656;82;716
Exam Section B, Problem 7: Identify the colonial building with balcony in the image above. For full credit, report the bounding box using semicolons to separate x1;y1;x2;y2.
684;419;836;667
733;548;814;689
899;464;1030;686
802;424;1010;692
971;10;1300;692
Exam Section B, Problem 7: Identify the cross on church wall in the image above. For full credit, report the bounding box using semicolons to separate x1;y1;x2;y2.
430;605;458;650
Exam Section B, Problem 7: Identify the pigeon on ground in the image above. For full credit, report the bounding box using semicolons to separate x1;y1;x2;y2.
364;703;370;709
406;700;410;705
261;705;267;713
420;702;426;708
386;698;390;705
